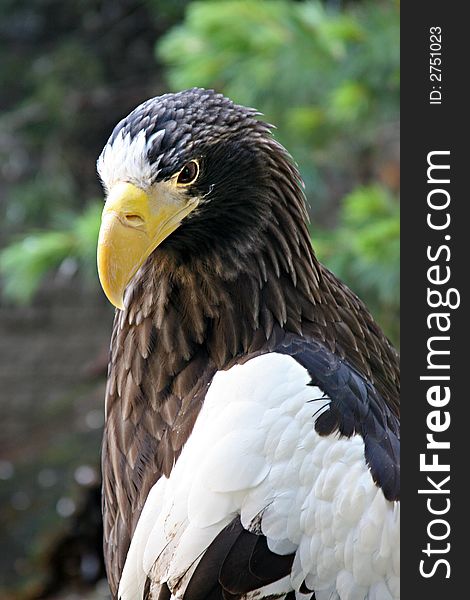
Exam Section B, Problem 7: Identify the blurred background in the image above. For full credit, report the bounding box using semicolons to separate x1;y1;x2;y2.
0;1;399;598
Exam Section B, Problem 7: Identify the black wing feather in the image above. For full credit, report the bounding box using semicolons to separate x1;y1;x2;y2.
185;516;295;599
277;335;400;501
184;518;243;600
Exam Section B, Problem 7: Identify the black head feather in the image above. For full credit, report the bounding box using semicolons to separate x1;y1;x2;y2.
108;87;267;180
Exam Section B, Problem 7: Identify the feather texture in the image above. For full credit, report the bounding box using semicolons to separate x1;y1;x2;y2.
98;89;400;598
118;354;399;600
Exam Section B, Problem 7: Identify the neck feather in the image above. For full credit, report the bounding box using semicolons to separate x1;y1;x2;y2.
111;162;399;416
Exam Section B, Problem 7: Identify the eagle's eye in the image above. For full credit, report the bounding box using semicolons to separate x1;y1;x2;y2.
176;160;199;186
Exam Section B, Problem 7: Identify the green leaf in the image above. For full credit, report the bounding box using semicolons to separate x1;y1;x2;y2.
0;202;102;304
0;232;73;304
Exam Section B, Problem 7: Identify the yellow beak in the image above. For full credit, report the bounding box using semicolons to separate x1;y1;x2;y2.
97;181;197;309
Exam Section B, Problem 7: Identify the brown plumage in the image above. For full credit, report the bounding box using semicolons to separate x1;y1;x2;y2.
98;89;399;597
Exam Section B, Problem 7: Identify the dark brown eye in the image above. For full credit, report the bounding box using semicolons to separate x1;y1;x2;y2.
177;160;199;185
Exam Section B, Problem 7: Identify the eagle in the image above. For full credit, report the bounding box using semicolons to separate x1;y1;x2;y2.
96;88;400;600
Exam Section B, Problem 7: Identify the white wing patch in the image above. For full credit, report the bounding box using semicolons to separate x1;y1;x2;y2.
119;353;400;600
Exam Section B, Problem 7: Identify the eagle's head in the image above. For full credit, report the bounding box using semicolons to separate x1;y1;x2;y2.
97;88;303;309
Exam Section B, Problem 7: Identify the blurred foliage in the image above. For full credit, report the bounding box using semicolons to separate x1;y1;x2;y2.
0;203;102;304
0;0;399;344
158;0;399;211
314;184;400;345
